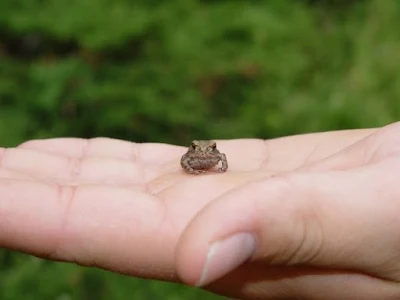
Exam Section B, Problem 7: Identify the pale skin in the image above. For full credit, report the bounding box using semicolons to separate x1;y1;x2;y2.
2;122;400;299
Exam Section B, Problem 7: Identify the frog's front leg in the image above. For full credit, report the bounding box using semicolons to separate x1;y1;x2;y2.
218;153;228;172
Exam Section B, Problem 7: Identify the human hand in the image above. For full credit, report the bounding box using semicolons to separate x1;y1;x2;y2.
176;122;400;299
0;123;396;299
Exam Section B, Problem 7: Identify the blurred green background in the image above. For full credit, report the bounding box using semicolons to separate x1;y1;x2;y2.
1;0;400;299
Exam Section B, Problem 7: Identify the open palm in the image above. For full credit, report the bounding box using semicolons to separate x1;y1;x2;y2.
0;127;381;298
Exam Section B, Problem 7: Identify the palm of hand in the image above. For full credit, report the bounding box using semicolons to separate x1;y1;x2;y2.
2;125;397;299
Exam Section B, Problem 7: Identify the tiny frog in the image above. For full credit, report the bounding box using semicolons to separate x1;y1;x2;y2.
180;140;228;174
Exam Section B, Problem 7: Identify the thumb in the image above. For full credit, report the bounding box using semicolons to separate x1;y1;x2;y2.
175;165;400;288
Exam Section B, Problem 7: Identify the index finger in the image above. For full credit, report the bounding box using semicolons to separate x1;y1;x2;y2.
15;128;376;172
18;138;185;165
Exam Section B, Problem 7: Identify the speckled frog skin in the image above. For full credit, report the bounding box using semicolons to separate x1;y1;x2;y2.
180;140;228;174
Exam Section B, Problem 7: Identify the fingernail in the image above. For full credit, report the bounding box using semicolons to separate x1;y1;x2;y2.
196;233;257;287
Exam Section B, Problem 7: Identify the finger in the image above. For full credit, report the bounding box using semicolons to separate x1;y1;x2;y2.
263;128;376;172
298;122;400;172
16;128;376;175
18;138;185;165
206;264;400;300
0;178;177;280
218;129;375;173
1;147;151;185
19;138;94;158
19;138;260;172
0;168;37;180
1;145;269;194
176;163;400;291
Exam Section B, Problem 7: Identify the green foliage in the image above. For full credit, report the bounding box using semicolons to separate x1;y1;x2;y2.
1;0;400;299
0;254;220;300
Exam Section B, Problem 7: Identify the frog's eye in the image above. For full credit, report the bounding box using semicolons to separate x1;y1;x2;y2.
191;140;199;149
210;142;216;149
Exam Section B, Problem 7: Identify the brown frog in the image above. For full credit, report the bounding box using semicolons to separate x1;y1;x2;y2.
180;140;228;174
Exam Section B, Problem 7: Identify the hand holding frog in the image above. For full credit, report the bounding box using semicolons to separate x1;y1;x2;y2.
2;122;400;299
